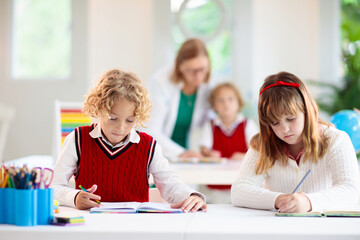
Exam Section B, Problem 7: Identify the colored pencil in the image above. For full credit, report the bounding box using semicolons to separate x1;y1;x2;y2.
79;185;102;204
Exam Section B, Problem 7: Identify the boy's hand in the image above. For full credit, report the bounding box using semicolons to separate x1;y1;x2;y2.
275;192;311;213
75;184;101;210
171;194;207;213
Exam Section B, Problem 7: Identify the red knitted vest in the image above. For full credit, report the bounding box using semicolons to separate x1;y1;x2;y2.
209;120;248;190
74;124;156;202
212;120;248;158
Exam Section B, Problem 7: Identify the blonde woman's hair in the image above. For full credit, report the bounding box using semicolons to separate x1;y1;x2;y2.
83;69;151;128
171;38;211;84
209;82;245;112
252;71;330;174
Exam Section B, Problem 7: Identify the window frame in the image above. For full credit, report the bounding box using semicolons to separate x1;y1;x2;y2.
6;0;82;82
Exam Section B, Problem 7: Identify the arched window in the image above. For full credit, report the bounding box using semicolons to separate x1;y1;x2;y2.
171;0;233;80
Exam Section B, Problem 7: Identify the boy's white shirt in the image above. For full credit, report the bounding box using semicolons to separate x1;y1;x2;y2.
143;65;212;160
231;126;360;212
199;113;258;149
51;123;205;207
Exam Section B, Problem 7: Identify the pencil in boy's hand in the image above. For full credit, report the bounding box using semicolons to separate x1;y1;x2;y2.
79;185;102;205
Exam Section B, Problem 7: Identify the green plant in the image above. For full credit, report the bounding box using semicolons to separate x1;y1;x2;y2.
314;0;360;116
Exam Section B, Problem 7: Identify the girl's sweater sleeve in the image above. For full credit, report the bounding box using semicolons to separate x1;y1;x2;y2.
306;129;360;211
231;148;282;210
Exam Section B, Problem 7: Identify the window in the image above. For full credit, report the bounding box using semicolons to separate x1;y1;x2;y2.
12;0;71;80
171;0;233;79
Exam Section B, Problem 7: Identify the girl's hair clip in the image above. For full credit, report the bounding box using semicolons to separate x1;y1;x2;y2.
259;81;300;97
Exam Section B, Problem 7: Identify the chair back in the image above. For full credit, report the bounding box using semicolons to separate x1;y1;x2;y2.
54;100;91;159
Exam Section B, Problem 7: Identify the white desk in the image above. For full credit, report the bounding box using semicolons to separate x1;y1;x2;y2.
186;204;360;240
1;204;360;240
0;206;192;240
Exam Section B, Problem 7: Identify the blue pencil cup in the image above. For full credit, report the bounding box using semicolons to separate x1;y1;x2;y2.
0;188;5;223
5;188;15;225
1;188;54;226
37;188;54;225
14;189;37;226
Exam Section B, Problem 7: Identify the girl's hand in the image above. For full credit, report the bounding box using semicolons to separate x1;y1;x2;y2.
74;184;101;210
179;150;203;158
171;194;207;213
275;192;312;213
230;152;245;161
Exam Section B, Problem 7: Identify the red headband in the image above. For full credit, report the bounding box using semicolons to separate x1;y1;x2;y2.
259;81;300;97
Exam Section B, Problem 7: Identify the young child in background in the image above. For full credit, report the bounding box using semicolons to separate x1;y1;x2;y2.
231;72;360;213
51;69;207;212
200;82;257;160
199;82;257;203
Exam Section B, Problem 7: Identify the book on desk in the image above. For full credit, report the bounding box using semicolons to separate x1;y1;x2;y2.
275;210;360;217
52;214;85;226
90;202;183;213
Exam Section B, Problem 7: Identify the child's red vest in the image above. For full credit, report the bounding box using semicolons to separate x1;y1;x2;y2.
209;120;248;190
74;124;156;202
212;119;248;158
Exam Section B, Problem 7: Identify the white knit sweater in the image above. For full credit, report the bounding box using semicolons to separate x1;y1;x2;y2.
231;126;360;212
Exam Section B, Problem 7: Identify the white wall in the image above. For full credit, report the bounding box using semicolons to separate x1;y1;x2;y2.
253;0;319;90
319;0;341;84
232;0;339;116
88;0;154;88
0;0;340;161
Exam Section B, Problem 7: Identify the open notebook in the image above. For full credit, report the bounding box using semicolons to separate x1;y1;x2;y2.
276;210;360;217
90;202;183;213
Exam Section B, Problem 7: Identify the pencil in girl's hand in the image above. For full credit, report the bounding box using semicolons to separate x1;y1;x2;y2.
292;169;311;193
79;185;102;205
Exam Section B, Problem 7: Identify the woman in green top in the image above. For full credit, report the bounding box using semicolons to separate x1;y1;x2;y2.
145;39;212;160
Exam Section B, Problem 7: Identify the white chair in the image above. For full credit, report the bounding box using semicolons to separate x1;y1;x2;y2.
52;100;92;188
0;103;15;163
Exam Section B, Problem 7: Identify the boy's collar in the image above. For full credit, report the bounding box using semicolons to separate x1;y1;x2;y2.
89;123;140;148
